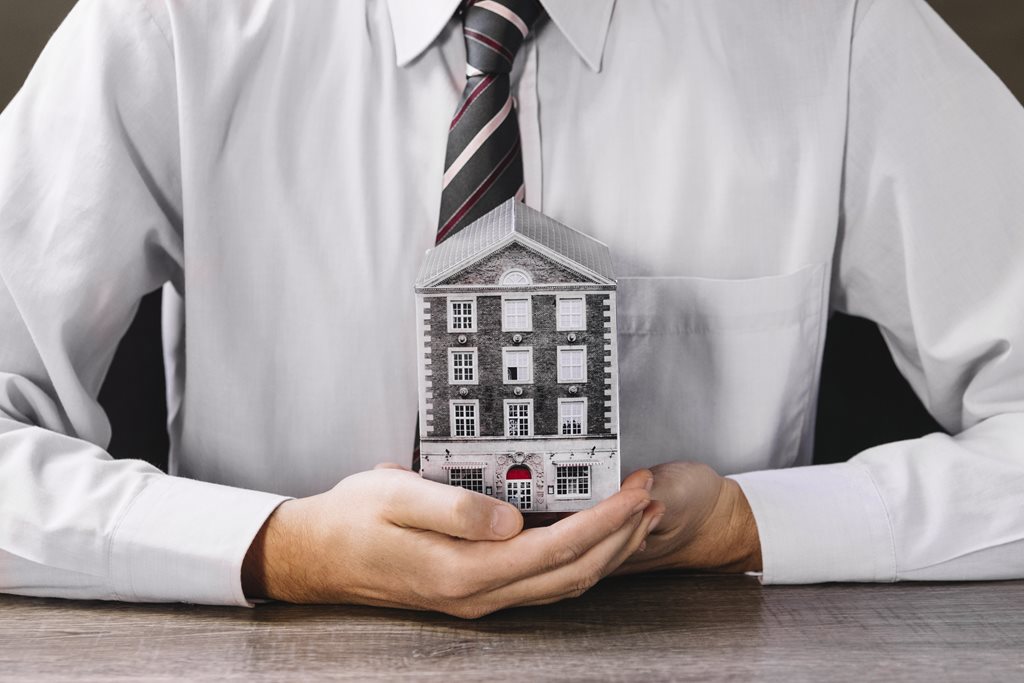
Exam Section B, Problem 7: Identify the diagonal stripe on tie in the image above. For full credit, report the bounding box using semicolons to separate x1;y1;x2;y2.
464;28;514;65
442;95;513;188
439;127;519;223
438;137;522;241
474;1;530;36
450;75;496;131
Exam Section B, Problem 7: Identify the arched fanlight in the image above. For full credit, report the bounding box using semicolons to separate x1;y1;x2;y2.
506;465;532;480
500;269;531;286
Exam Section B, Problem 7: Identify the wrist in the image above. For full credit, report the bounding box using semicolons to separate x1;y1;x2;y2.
242;498;314;602
682;478;762;573
715;478;762;573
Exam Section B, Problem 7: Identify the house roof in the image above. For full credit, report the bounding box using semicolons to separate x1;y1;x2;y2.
416;199;615;288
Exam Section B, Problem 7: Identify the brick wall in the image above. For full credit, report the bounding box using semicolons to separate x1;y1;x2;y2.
428;292;613;439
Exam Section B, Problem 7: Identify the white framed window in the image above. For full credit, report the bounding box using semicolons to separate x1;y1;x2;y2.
557;296;586;331
557;346;587;383
555;465;591;498
504;400;533;437
448;348;478;385
500;269;531;286
447;297;476;333
558;398;588;436
450;400;480;438
448;467;484;493
502;296;532;331
502;347;533;384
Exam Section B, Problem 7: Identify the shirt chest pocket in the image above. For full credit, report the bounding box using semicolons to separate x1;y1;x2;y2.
615;263;828;474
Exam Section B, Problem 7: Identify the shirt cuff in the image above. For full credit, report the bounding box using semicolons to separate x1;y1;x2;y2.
107;474;289;606
729;462;897;584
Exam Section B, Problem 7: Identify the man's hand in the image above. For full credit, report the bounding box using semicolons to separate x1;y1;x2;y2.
242;466;661;618
616;462;762;576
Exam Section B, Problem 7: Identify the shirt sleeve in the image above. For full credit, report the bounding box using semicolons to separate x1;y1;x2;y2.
730;0;1024;583
0;0;288;605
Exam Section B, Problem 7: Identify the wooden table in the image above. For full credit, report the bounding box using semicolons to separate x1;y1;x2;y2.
2;574;1022;681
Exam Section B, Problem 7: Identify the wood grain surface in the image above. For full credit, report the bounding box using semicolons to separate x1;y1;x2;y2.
2;574;1023;682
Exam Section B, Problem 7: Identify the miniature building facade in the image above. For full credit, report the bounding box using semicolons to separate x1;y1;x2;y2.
414;199;620;512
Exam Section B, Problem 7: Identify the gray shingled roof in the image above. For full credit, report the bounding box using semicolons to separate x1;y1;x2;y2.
416;199;615;287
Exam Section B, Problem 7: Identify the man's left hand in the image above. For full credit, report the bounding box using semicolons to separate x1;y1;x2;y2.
616;462;762;576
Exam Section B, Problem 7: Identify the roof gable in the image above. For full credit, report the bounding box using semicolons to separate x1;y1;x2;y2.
437;242;590;287
416;199;615;288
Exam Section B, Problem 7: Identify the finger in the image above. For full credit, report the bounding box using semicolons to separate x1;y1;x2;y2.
381;473;522;541
486;502;660;610
620;468;654;492
611;506;675;577
511;503;663;608
456;485;651;589
522;472;650;530
528;485;652;571
416;494;654;615
442;513;642;613
601;501;665;577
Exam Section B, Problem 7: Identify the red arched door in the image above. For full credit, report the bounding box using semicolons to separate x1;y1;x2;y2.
505;465;532;511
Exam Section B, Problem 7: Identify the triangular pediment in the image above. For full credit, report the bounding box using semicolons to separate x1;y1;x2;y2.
436;240;601;287
415;199;615;289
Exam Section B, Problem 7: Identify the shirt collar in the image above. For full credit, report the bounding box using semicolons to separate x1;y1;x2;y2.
385;0;616;72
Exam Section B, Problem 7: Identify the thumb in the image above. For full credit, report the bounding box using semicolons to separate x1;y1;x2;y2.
621;468;655;492
384;473;523;541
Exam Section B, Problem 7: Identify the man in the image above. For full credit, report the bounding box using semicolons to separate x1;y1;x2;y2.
1;0;1022;617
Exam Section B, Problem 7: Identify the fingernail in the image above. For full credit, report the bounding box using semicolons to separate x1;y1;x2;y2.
491;507;519;537
647;514;664;534
644;476;654;492
637;540;647;553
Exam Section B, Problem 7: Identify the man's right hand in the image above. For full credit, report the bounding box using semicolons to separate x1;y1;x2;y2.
242;466;660;618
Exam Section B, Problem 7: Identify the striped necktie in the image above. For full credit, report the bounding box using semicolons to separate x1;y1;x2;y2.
414;0;542;472
435;0;543;243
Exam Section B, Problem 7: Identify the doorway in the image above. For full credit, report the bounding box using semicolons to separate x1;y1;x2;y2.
505;465;532;511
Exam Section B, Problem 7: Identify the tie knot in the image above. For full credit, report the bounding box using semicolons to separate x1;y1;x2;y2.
462;0;543;76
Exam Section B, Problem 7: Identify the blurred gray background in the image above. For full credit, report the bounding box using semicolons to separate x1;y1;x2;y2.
2;1;1023;471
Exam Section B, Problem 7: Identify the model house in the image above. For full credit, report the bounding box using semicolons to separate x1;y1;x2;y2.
414;199;620;512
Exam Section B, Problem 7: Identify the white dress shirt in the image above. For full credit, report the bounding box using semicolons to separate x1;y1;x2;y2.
1;0;1023;606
